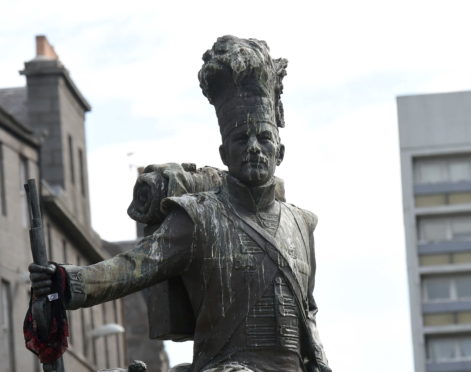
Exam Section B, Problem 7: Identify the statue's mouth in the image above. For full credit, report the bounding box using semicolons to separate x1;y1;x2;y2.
242;155;268;166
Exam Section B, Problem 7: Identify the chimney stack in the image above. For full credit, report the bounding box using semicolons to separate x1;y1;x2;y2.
35;35;59;60
21;35;92;226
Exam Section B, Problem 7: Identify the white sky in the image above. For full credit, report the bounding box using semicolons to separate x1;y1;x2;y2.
2;0;471;370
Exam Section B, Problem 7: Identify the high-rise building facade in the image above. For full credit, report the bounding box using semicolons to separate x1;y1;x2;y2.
398;91;471;372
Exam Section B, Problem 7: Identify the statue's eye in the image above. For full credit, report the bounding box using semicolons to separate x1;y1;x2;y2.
233;134;248;143
258;132;272;142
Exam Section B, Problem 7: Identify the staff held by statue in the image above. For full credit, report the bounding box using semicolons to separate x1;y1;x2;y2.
24;179;66;372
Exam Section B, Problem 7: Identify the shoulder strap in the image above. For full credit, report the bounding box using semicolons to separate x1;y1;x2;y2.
223;202;308;307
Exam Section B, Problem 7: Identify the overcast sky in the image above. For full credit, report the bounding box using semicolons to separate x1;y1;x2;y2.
3;0;471;370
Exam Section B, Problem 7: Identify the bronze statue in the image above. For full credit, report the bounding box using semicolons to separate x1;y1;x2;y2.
30;35;331;372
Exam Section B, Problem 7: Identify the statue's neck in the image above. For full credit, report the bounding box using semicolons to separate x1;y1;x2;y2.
225;175;276;213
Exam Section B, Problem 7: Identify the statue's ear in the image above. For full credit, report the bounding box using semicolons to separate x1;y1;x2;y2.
219;145;228;166
276;143;285;166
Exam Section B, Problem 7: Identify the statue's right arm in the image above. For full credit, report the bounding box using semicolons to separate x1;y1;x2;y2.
63;207;194;309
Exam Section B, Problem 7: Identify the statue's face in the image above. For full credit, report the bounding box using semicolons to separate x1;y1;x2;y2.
220;122;284;187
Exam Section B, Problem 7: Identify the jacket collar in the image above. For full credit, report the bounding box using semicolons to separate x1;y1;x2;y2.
224;174;276;213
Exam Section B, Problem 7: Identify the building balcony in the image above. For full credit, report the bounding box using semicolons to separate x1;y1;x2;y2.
427;360;471;372
423;301;471;315
415;181;471;196
419;263;471;275
415;203;471;216
419;241;471;255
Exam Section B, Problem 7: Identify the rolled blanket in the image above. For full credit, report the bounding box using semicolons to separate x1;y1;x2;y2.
127;163;285;227
127;163;223;226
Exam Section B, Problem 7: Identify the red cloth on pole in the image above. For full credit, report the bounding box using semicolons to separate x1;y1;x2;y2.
24;265;69;363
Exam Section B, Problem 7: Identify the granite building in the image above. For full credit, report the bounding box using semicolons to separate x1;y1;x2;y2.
0;36;166;371
398;90;471;372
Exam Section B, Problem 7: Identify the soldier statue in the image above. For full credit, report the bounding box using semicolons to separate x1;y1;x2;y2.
29;35;331;372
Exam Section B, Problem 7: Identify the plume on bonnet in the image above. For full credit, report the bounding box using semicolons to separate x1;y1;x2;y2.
198;35;288;130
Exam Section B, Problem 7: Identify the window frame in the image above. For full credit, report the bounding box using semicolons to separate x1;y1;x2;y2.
0;142;6;216
423;275;471;303
428;336;471;363
414;154;471;185
0;280;16;372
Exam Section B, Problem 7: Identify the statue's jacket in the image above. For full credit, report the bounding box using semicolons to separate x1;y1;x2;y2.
63;176;328;371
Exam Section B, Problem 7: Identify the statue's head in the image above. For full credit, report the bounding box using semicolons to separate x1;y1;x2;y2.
198;35;288;186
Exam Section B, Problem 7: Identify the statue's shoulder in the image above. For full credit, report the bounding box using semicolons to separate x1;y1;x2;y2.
281;202;318;232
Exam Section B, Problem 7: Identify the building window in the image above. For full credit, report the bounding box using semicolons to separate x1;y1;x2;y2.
419;254;451;266
80;308;87;357
90;307;97;366
456;277;471;298
424;278;451;301
424;311;471;327
62;239;68;264
428;338;457;361
414;155;471;185
428;336;471;362
68;135;75;185
0;280;16;372
415;192;471;207
68;309;73;345
419;252;471;266
19;156;29;228
423;275;471;302
19;155;29;185
78;148;86;197
415;158;448;184
76;257;87;357
33;356;40;372
113;300;122;366
418;215;471;243
0;143;6;216
103;304;110;369
414;155;471;207
47;224;53;261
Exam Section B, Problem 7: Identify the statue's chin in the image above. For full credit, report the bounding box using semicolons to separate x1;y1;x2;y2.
239;168;271;187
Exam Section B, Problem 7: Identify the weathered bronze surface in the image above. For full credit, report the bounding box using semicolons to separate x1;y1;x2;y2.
31;35;331;372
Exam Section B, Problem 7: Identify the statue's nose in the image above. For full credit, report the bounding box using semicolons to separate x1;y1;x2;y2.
247;136;261;153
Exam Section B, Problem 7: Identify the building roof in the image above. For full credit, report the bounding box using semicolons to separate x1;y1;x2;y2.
0;104;38;148
0;87;28;125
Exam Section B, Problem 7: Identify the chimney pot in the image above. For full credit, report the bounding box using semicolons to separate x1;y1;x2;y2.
35;35;59;60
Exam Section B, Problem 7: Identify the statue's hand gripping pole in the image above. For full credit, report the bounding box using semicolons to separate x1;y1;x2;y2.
25;179;65;372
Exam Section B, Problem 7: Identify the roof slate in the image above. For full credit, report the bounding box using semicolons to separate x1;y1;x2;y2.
0;105;38;147
0;87;28;126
